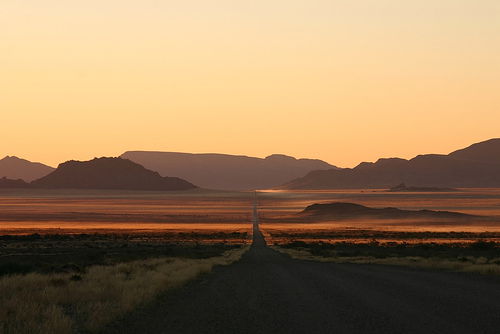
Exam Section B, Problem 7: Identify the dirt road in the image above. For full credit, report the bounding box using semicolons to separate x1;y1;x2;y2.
107;203;500;334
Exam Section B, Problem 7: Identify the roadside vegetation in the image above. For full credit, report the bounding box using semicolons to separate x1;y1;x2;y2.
0;232;249;277
264;230;500;276
0;246;249;334
0;232;250;333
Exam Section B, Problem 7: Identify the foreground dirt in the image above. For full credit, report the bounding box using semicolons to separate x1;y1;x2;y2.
106;215;500;334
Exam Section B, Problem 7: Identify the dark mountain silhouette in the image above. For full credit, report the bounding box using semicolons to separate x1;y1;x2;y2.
0;156;54;182
31;157;196;191
0;177;31;188
448;139;500;164
120;151;337;190
282;138;500;189
387;183;457;192
298;202;475;220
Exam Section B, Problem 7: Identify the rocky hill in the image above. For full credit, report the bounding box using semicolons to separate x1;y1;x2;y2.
299;202;475;220
31;157;196;191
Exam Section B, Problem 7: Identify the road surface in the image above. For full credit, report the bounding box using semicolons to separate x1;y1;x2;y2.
107;201;500;334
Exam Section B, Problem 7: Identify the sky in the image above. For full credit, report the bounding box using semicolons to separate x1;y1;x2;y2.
1;0;499;168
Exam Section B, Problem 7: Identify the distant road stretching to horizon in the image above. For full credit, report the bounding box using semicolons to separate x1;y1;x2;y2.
107;200;500;334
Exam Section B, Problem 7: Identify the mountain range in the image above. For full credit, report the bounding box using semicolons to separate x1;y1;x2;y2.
0;156;54;182
121;151;336;190
2;138;500;191
282;138;500;189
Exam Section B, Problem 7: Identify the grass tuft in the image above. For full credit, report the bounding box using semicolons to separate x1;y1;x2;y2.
0;246;248;334
272;246;500;275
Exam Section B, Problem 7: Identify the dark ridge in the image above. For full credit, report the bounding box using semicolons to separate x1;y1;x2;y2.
448;138;500;164
0;177;32;188
282;138;500;189
31;157;196;191
299;202;476;220
387;183;458;192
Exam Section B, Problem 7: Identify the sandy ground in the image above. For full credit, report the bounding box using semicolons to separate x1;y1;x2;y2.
2;188;500;234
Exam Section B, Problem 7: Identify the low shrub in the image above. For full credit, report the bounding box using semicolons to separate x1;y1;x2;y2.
0;246;249;334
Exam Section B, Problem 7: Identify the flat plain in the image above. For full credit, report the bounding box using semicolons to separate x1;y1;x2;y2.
1;188;499;333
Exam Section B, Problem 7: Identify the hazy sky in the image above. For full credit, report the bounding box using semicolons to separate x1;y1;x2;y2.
2;0;499;167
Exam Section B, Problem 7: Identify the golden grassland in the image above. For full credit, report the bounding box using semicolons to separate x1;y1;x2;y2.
262;223;500;276
271;246;500;276
0;246;249;334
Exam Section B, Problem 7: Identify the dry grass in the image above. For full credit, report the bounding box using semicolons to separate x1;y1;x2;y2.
0;246;249;334
271;246;500;276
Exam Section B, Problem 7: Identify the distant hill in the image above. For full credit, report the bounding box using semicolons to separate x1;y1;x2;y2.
0;156;54;182
31;157;196;191
448;138;500;164
298;202;475;220
121;151;337;190
0;177;31;188
387;183;458;192
282;138;500;189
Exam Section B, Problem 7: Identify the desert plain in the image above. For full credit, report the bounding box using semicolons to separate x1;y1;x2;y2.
1;188;500;333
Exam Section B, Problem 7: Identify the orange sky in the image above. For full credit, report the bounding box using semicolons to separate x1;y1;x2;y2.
2;1;499;168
